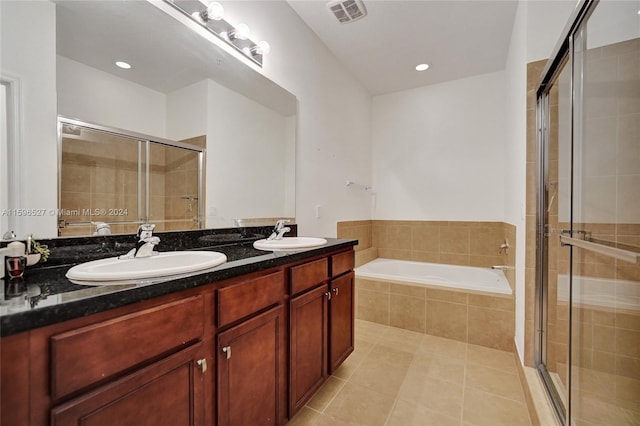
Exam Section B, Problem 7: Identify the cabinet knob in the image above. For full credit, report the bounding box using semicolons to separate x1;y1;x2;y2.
332;288;339;296
222;345;232;360
197;358;207;373
325;291;332;300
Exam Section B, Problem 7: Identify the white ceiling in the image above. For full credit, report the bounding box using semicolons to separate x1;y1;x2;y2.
287;0;519;95
55;1;296;115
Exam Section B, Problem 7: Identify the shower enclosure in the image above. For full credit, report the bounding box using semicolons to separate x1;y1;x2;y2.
58;118;205;236
535;0;640;424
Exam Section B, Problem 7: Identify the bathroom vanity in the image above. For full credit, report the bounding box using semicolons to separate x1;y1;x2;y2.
0;233;356;426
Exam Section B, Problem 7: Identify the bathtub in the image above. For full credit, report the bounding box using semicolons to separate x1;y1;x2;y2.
355;258;512;295
557;275;639;311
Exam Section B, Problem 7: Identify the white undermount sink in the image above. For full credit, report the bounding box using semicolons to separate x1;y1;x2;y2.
253;237;328;251
66;251;227;285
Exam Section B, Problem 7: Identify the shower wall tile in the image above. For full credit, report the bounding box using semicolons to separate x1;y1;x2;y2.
355;247;377;267
337;220;372;251
440;227;470;254
439;253;470;266
409;251;440;263
339;220;515;272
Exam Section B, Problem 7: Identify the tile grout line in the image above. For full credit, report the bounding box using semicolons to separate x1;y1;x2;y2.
461;341;468;425
382;331;421;426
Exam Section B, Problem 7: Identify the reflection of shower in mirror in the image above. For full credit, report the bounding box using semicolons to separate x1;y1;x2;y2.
181;195;199;213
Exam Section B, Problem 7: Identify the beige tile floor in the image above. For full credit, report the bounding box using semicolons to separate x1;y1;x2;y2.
289;320;532;426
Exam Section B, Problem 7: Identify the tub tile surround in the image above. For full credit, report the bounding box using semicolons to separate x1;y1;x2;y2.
358;277;515;351
338;220;515;287
288;320;532;426
338;220;516;351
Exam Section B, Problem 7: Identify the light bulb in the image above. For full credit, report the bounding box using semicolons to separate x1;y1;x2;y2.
115;61;132;69
252;41;271;56
191;11;204;23
205;2;224;20
415;63;429;71
230;23;250;40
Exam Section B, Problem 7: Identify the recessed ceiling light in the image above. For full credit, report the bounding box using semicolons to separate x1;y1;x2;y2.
415;63;429;71
115;61;132;69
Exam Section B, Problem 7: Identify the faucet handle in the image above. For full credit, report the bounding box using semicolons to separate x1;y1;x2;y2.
274;219;290;229
137;223;156;239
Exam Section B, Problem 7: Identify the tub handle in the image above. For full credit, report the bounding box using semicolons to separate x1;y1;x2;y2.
332;288;339;296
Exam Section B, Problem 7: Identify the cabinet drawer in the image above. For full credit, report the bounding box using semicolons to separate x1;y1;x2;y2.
331;251;354;277
51;295;204;400
217;271;284;328
290;258;328;295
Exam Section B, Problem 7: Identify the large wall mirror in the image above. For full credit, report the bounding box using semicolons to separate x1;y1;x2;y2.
0;0;296;239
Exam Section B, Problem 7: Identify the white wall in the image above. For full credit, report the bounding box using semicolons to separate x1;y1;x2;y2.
0;84;7;234
504;0;529;364
0;1;57;238
57;56;167;137
204;79;294;228
219;1;373;237
166;80;208;140
371;71;507;221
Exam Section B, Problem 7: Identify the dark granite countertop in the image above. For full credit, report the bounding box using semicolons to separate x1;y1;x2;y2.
0;227;357;337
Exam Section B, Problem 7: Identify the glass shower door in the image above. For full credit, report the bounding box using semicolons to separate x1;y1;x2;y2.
537;2;640;424
569;3;640;424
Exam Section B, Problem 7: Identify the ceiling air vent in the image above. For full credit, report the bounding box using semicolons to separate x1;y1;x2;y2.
327;0;367;24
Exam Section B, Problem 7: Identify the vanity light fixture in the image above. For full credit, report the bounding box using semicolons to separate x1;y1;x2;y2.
163;0;270;67
115;61;132;69
415;63;429;71
228;23;250;40
200;1;224;21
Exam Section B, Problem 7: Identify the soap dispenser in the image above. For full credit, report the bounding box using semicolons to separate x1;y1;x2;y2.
0;245;11;279
5;241;26;279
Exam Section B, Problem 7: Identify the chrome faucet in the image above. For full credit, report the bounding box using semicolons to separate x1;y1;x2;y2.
267;219;291;240
120;224;160;259
2;230;16;240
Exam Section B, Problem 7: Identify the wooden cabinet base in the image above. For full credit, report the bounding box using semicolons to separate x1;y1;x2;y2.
217;305;286;426
51;343;206;426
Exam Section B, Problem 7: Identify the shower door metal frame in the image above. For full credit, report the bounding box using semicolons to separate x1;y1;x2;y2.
57;116;205;232
534;0;597;424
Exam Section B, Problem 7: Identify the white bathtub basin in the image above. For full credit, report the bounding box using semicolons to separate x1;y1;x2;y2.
253;237;327;251
355;258;512;295
66;251;227;285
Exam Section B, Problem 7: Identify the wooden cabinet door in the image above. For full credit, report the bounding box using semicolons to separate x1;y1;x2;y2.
289;284;329;416
217;305;285;426
329;272;355;373
51;342;207;426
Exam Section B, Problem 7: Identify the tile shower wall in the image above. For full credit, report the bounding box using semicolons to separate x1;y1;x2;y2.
155;135;205;232
60;135;140;237
59;135;205;236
